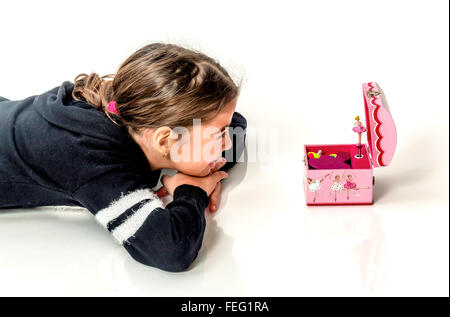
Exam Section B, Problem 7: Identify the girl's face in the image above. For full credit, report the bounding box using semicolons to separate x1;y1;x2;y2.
335;175;340;181
347;175;353;180
307;178;313;184
169;100;237;177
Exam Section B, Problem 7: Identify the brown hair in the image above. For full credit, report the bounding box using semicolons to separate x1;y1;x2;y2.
72;42;242;135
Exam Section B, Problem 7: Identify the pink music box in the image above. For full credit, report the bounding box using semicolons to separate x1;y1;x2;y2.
303;82;397;206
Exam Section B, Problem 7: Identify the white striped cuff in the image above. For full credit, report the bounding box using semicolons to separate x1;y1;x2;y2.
95;188;164;244
111;198;164;244
95;188;157;227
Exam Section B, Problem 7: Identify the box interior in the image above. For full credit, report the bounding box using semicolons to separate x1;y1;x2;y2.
305;144;371;170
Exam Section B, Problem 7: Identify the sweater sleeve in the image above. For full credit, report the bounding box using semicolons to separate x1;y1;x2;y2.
71;170;210;272
219;111;247;172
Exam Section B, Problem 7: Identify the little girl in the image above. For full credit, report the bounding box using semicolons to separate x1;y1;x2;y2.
0;43;247;272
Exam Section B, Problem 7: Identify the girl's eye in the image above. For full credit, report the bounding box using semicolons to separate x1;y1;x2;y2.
216;127;229;139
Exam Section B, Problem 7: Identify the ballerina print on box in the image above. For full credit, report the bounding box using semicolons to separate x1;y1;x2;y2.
303;82;397;206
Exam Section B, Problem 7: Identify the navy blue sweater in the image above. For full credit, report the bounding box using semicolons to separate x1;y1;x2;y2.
0;81;247;272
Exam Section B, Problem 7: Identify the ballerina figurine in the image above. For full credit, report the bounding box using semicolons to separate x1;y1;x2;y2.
353;115;367;159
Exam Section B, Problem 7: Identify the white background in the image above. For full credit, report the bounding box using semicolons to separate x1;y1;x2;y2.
0;0;448;296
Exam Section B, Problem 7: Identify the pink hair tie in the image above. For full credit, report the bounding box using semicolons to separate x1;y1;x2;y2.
107;100;118;114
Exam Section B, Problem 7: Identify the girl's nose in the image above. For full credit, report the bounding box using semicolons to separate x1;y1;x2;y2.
223;129;232;151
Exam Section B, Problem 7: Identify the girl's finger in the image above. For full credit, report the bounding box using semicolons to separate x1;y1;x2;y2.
211;157;226;172
212;171;228;183
208;181;222;212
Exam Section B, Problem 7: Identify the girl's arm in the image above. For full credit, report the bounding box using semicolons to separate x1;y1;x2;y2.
72;111;246;272
218;111;247;172
72;170;209;273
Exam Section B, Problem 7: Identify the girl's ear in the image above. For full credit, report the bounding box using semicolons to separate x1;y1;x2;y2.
152;126;174;155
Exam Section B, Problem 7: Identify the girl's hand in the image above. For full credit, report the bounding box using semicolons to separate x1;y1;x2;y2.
208;181;222;212
156;157;228;212
157;157;227;197
160;171;228;197
207;157;227;212
156;158;226;193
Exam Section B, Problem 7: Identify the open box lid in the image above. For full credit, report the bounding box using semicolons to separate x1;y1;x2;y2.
362;82;397;167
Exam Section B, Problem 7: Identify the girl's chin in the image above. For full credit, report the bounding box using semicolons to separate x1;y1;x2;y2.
179;166;211;177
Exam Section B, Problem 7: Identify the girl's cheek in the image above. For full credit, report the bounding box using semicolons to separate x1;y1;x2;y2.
224;132;232;151
211;138;223;155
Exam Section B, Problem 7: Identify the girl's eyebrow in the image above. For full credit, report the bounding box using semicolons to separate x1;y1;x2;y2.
215;121;231;135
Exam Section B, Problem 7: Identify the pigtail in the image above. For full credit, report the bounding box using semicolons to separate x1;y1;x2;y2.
72;73;115;112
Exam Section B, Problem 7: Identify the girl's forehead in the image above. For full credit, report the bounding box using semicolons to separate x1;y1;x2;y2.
206;100;237;128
